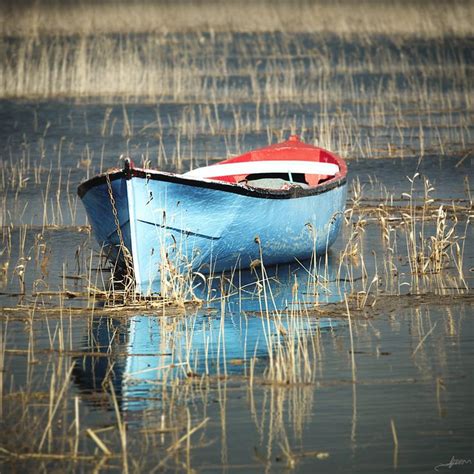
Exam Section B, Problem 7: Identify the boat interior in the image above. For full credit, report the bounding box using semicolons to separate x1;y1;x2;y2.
179;136;346;190
183;158;342;190
241;172;314;189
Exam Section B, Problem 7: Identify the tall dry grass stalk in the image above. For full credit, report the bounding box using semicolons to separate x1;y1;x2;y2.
338;173;471;300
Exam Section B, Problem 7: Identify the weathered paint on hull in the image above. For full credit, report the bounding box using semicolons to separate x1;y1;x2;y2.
81;173;347;295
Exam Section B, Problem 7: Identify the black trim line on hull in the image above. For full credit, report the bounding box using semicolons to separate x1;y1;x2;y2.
78;167;347;200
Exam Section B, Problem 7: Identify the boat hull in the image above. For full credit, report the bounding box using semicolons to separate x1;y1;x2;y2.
80;169;347;295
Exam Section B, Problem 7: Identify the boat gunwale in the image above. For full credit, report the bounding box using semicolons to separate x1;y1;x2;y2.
77;166;347;200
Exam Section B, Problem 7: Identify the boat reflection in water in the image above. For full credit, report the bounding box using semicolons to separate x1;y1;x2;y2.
73;258;346;411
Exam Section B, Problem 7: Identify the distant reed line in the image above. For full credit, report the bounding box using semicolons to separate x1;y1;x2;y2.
0;33;472;103
1;0;473;37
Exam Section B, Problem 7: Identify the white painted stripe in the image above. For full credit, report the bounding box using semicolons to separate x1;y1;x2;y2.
183;160;339;179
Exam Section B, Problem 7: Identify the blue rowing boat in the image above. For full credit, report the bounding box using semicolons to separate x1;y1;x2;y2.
78;136;347;295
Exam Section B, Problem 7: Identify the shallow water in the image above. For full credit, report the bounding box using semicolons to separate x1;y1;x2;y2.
1;221;472;472
2;290;473;472
0;99;471;231
1;33;473;472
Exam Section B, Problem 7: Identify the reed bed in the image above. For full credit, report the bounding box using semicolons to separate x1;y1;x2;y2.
2;0;472;37
0;169;471;469
1;290;470;471
0;169;470;312
0;1;472;469
1;33;472;113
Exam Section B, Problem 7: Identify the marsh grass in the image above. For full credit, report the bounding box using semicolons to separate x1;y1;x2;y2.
2;0;472;37
2;288;469;471
0;2;472;469
0;167;469;312
0;339;212;471
0;185;471;469
0;19;472;163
